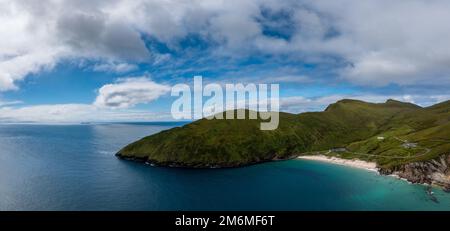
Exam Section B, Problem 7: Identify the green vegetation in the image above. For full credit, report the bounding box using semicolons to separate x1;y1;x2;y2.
117;99;450;169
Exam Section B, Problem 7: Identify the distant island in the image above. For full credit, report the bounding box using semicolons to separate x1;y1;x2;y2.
116;99;450;190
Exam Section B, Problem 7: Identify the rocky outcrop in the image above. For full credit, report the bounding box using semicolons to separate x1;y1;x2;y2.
380;155;450;191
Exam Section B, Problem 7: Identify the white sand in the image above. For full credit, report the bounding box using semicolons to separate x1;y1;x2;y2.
298;155;378;172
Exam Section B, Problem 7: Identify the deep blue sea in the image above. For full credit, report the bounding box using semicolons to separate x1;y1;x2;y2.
0;123;449;211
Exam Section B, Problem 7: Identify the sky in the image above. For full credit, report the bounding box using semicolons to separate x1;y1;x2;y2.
0;0;450;123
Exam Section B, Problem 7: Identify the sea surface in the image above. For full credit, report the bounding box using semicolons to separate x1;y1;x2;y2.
0;123;449;211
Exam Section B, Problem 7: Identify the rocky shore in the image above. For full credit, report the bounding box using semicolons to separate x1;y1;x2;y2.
115;153;298;169
299;154;450;191
379;155;450;192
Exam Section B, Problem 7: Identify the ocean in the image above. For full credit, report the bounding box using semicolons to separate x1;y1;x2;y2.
0;123;449;211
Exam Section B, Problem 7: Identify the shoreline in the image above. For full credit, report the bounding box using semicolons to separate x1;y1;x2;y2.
297;155;450;191
297;155;379;172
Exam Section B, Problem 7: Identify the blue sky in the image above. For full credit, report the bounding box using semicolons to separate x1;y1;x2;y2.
1;0;449;123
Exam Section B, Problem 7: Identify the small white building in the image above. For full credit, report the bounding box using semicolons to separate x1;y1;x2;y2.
402;143;417;149
377;136;385;140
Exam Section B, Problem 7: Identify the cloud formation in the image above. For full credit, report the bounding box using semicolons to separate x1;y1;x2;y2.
92;62;138;73
1;0;450;91
0;76;171;123
94;77;171;108
0;104;171;123
0;100;22;107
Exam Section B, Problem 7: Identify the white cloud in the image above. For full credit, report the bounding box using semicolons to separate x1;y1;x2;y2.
0;104;172;123
92;62;138;73
0;0;149;91
261;75;312;84
295;0;450;86
94;77;171;109
0;50;60;91
0;76;172;122
1;0;450;91
0;100;22;107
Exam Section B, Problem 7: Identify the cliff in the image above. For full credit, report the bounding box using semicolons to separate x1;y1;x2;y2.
380;155;450;191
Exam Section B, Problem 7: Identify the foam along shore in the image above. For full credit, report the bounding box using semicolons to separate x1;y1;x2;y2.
298;155;378;172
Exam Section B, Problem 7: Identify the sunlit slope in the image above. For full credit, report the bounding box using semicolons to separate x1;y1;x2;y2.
337;100;450;168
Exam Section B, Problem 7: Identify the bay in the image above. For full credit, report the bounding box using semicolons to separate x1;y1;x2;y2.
0;123;448;211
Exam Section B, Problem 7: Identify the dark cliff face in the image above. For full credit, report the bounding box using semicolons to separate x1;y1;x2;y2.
380;155;450;191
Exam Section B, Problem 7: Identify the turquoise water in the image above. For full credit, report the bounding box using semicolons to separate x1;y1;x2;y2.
0;123;449;211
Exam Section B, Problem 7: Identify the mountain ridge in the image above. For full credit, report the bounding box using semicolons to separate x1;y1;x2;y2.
116;99;450;189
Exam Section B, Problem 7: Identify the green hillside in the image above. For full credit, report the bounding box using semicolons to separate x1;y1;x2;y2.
116;99;450;169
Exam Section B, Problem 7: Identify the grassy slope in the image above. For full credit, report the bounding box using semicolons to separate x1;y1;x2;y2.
335;100;450;168
116;111;306;166
117;99;450;169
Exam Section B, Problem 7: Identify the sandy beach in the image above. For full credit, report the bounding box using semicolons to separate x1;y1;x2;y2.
298;155;378;172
